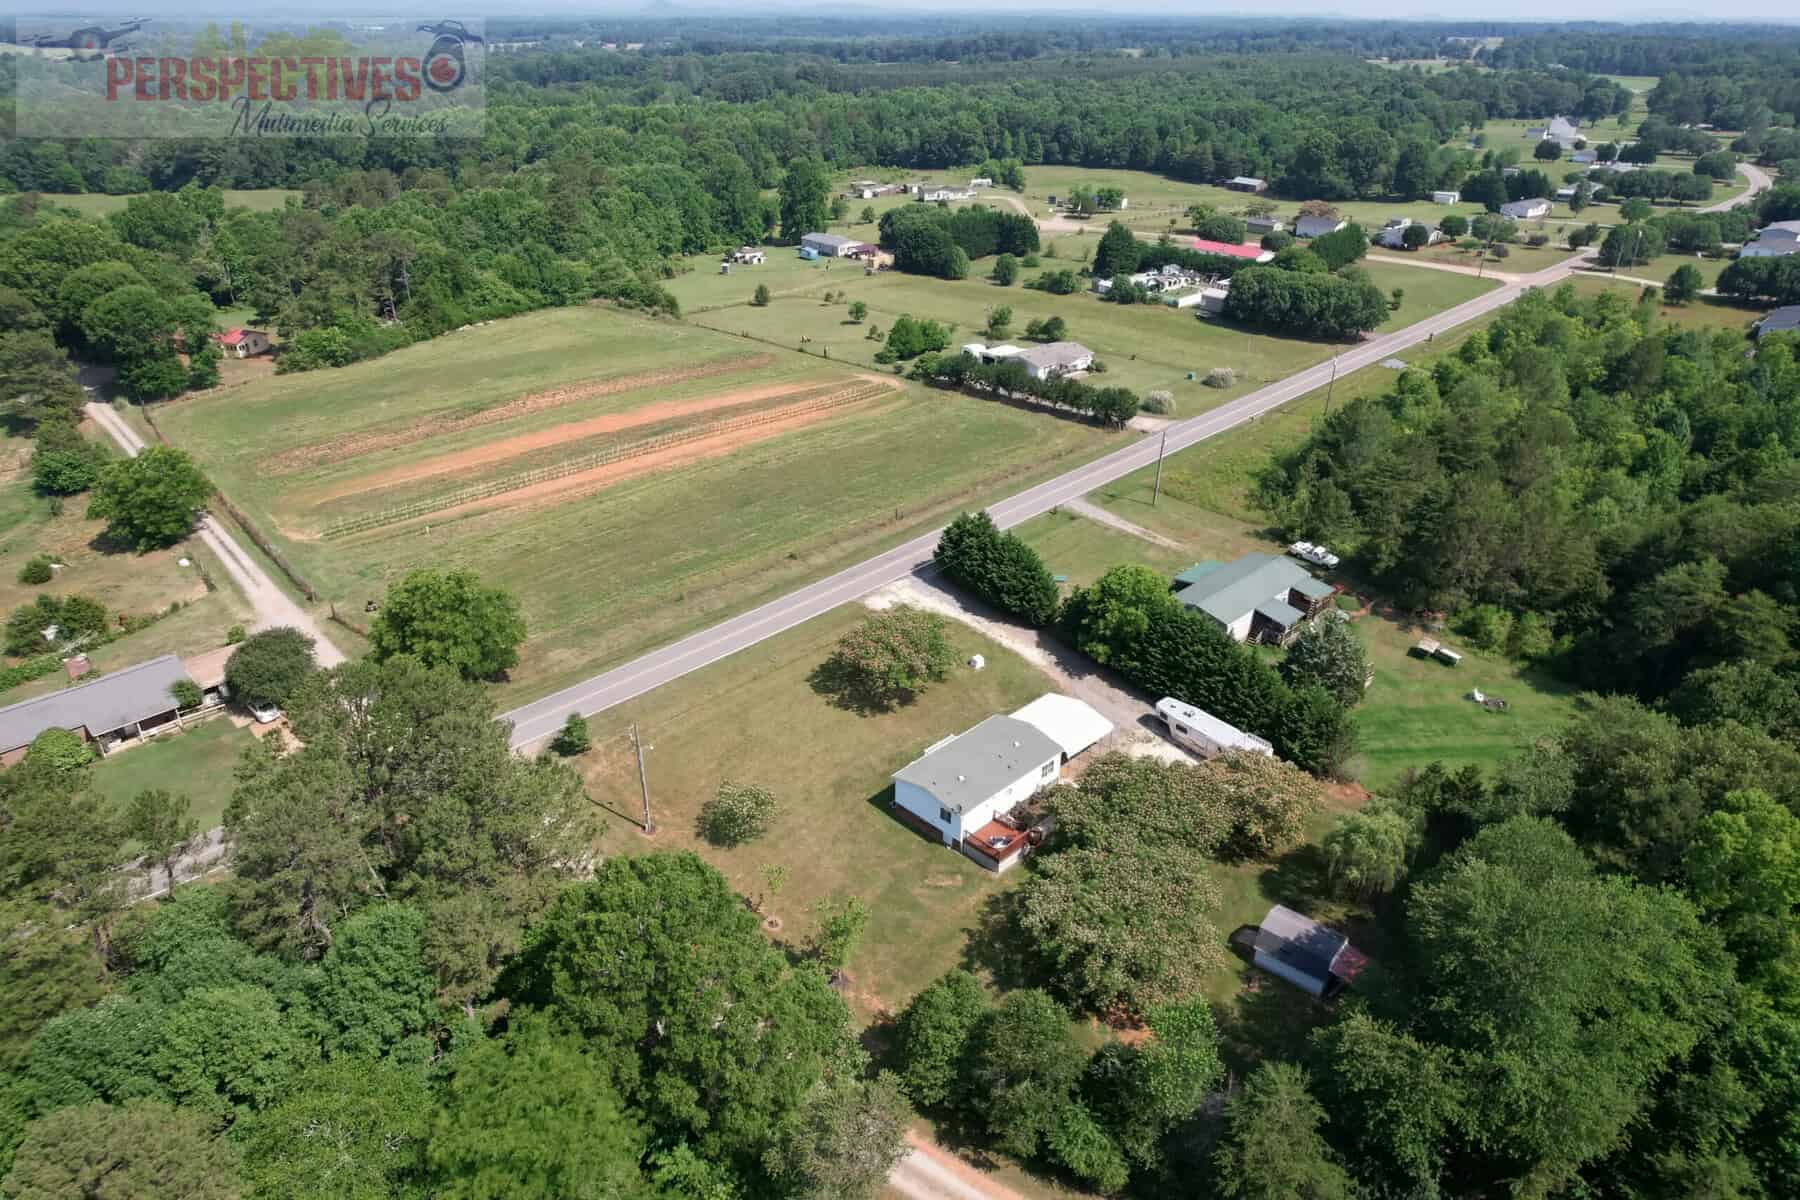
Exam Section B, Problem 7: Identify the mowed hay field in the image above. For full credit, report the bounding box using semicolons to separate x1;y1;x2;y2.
677;250;1497;401
157;306;1118;699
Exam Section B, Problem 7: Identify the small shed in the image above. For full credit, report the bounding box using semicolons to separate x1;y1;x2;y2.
1011;694;1114;762
1250;905;1366;997
1430;190;1461;205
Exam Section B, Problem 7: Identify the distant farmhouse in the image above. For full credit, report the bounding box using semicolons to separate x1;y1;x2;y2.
1500;197;1551;221
1224;175;1269;193
1526;115;1583;149
1171;553;1335;645
1756;306;1800;340
1741;220;1800;259
1374;217;1442;249
800;232;861;258
1295;214;1347;239
215;328;271;358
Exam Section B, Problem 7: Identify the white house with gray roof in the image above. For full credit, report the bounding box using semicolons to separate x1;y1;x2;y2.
800;232;860;257
1015;341;1093;380
1741;221;1800;259
891;714;1061;861
0;654;193;764
1172;554;1336;645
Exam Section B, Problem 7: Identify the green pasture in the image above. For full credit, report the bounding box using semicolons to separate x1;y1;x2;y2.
158;306;1120;703
30;188;300;217
687;250;1496;402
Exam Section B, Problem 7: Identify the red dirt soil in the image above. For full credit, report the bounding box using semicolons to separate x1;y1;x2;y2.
265;353;776;474
347;386;900;535
314;377;848;503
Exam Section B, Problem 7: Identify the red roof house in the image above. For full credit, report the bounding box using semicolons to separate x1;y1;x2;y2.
1193;239;1274;263
215;328;272;359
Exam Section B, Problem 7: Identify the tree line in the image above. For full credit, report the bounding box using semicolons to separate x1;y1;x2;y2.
1258;282;1800;707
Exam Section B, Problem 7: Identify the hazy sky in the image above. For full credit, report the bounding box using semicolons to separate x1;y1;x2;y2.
26;0;1796;27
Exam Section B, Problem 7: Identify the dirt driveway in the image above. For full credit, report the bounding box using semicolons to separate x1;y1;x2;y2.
864;573;1193;763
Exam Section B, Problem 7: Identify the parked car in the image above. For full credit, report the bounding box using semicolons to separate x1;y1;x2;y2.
1289;541;1340;568
250;702;282;724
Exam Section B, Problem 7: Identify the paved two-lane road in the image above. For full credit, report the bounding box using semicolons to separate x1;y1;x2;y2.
1704;161;1773;213
502;252;1592;747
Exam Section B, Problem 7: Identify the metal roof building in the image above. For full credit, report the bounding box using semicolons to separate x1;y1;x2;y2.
893;715;1061;815
1011;694;1114;761
1251;905;1367;997
1173;554;1333;643
1756;306;1800;339
0;654;192;761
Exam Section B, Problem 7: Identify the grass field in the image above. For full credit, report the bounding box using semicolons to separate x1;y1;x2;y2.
31;189;300;217
681;249;1497;402
569;604;1050;1019
155;305;1120;702
88;717;257;831
1569;275;1768;336
0;427;252;703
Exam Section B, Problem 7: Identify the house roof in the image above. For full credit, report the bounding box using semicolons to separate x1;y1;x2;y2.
1016;341;1093;371
1172;553;1322;627
1500;198;1549;218
800;232;858;250
1757;306;1800;337
1257;597;1306;627
1253;904;1348;983
1011;694;1114;760
0;654;191;753
182;645;235;691
1757;221;1800;240
892;715;1062;814
1228;175;1266;187
216;328;264;346
1295;215;1345;237
1192;238;1268;260
1155;698;1273;754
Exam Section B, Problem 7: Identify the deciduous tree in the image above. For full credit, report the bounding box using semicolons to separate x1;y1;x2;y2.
368;568;527;680
224;626;317;710
86;445;212;551
2;1100;242;1200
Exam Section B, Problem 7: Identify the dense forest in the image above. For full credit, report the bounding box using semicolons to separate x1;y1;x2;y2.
1259;280;1800;708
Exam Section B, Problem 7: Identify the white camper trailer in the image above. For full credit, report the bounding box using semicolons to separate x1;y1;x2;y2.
1155;697;1274;758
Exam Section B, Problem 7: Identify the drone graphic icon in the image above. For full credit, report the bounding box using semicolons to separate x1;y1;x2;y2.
418;19;483;93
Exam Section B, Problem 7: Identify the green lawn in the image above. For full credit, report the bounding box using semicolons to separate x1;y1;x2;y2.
156;305;1120;704
1611;251;1732;291
568;603;1053;1020
687;250;1496;403
1569;276;1767;336
87;717;257;832
33;189;299;217
0;427;252;704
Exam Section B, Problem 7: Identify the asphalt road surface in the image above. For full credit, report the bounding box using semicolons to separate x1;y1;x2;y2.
1703;160;1773;213
502;250;1592;748
85;401;346;667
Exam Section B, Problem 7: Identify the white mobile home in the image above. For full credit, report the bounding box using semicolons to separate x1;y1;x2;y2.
891;715;1062;871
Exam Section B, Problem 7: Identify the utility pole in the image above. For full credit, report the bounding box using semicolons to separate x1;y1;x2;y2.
1151;429;1168;506
631;723;654;834
1324;354;1338;416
